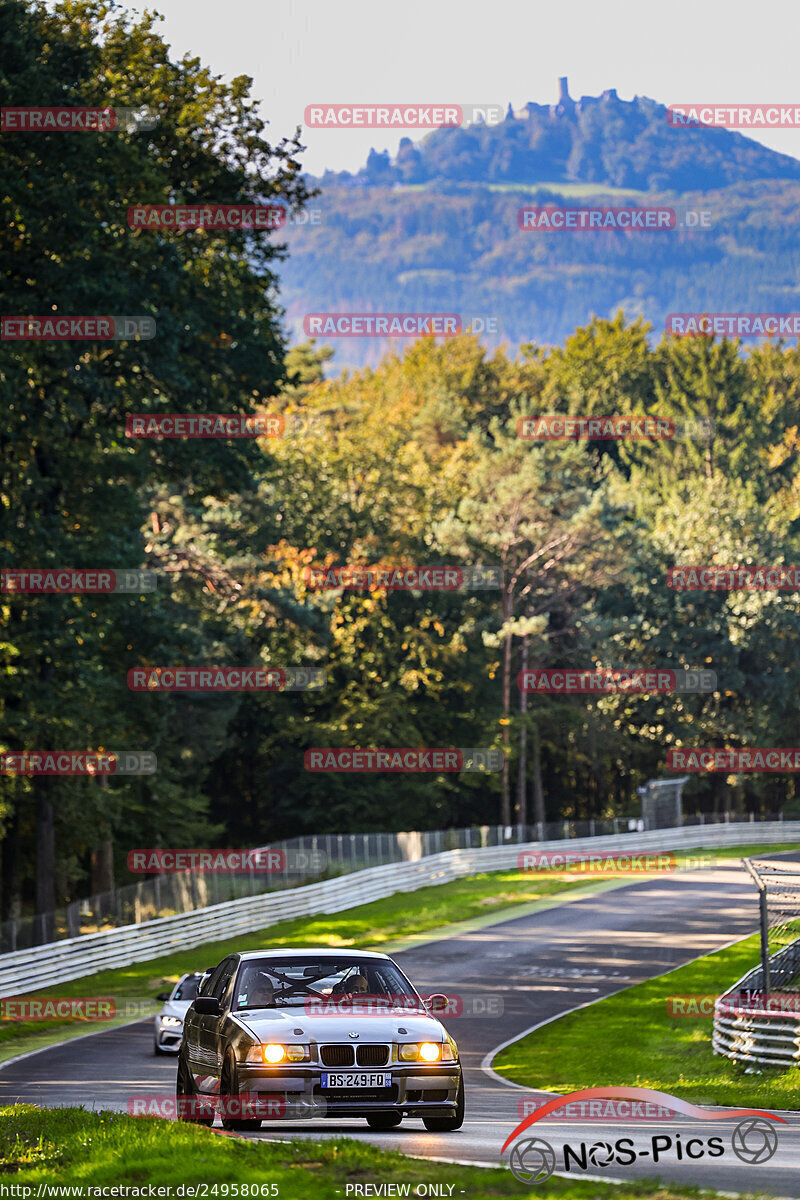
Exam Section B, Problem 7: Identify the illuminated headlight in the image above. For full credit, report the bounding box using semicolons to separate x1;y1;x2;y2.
244;1043;310;1064
160;1016;182;1027
399;1042;442;1062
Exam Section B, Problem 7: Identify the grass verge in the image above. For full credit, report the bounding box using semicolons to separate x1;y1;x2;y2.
492;930;800;1111
0;1104;765;1198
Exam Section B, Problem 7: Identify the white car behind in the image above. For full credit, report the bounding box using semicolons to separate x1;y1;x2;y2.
154;972;204;1054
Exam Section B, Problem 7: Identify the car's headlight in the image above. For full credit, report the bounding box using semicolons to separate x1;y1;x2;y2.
399;1042;442;1062
244;1043;310;1064
160;1015;183;1027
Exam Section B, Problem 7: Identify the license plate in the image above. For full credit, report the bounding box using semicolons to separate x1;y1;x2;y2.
320;1072;390;1089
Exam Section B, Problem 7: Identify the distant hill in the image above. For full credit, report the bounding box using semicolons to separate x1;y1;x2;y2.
279;80;800;370
318;79;800;193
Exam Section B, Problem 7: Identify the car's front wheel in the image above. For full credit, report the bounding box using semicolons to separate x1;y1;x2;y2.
366;1112;402;1130
177;1051;214;1126
422;1075;465;1132
220;1050;263;1132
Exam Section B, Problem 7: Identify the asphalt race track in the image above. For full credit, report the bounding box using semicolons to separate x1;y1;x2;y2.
3;860;800;1195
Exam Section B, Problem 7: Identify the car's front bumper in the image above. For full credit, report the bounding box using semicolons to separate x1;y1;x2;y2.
236;1062;462;1118
155;1022;183;1052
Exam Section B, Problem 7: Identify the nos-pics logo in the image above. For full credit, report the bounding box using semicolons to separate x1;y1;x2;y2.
504;1088;781;1184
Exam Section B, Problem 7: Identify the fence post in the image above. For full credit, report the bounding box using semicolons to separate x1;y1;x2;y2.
759;889;771;994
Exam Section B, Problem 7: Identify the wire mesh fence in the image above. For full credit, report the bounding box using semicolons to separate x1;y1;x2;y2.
744;857;800;992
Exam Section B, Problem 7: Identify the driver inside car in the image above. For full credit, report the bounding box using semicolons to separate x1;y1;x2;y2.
246;974;275;1007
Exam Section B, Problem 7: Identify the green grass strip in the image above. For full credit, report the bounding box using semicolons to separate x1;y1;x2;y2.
0;1104;765;1197
493;931;800;1111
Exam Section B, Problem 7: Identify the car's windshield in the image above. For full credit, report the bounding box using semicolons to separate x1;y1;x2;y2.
232;957;420;1010
173;976;201;1001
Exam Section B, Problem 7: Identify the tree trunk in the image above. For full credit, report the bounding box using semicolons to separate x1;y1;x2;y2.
517;636;528;827
35;775;56;939
500;586;512;827
1;804;22;922
91;838;115;895
531;720;545;826
90;774;115;895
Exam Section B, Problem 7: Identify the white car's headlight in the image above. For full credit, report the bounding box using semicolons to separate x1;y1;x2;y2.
399;1042;442;1062
244;1043;310;1064
160;1015;183;1027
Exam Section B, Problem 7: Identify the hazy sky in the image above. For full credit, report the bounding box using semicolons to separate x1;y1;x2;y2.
128;0;800;176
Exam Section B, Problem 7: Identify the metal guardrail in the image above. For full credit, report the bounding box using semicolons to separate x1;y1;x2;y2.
2;819;799;997
714;856;800;1068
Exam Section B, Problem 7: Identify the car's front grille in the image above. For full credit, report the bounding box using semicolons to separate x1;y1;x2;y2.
356;1045;389;1067
320;1044;355;1067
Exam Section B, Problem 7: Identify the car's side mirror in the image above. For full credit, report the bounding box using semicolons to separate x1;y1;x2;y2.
424;993;449;1014
194;996;222;1016
156;991;171;1001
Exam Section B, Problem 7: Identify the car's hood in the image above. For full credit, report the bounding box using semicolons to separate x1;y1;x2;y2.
233;1008;446;1043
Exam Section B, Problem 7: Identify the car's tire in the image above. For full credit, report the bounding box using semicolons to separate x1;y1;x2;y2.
422;1075;465;1132
366;1112;402;1130
177;1051;214;1126
220;1050;263;1132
